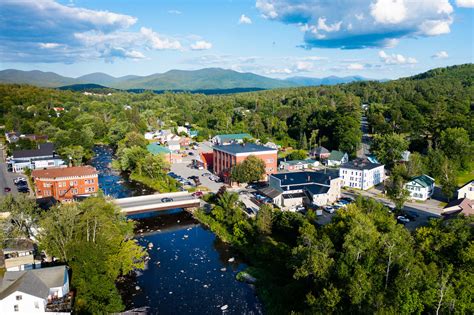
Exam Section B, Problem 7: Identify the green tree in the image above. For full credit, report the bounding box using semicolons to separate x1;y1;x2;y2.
287;149;307;161
439;159;457;201
230;155;266;184
0;194;39;239
59;145;85;166
406;152;426;177
371;133;409;168
255;204;273;235
385;174;410;210
439;127;472;169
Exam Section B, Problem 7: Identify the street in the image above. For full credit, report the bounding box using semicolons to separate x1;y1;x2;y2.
0;144;18;197
357;115;371;158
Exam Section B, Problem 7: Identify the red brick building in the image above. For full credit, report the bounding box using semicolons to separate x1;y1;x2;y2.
32;166;99;202
213;143;278;183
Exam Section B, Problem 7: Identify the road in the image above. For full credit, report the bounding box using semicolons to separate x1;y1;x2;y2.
115;194;197;208
357;115;371;158
0;143;18;197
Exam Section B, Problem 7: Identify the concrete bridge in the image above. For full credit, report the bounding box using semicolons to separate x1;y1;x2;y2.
113;192;201;215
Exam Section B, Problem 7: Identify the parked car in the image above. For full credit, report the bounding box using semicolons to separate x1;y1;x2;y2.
192;191;203;198
202;173;211;177
17;186;29;193
397;216;410;224
296;205;305;212
324;206;335;214
161;197;174;202
4;187;11;193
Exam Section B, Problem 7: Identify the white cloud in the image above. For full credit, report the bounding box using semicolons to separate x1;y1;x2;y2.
239;14;252;24
379;50;417;64
0;0;181;63
432;51;449;59
255;0;454;49
347;63;364;70
370;0;407;24
456;0;474;8
190;40;213;50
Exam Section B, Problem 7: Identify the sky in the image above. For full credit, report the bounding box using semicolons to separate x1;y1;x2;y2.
0;0;472;79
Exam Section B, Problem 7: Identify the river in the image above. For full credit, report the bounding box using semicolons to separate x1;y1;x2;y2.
90;146;263;315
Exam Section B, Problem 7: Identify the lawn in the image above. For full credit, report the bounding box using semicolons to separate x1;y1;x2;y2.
456;161;474;186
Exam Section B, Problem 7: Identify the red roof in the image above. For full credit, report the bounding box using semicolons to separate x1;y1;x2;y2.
32;166;98;179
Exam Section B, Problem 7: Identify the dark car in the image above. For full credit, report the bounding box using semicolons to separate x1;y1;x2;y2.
17;186;29;193
161;197;174;202
4;187;11;192
14;179;27;186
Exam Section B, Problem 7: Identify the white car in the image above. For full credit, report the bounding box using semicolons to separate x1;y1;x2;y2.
397;216;410;223
324;206;335;214
14;177;26;184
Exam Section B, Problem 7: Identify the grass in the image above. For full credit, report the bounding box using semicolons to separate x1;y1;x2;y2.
129;173;179;193
456;162;474;186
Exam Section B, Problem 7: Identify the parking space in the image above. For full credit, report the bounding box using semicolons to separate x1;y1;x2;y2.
170;162;223;193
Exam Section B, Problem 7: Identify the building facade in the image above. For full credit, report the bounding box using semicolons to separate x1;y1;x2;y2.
213;143;277;183
339;158;385;190
457;180;474;200
32;166;99;202
327;150;349;166
279;159;319;171
8;143;64;173
404;174;435;201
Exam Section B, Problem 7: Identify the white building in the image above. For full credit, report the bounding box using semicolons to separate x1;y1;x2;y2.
279;159;319;171
457;180;474;200
327;150;349;166
8;143;64;173
264;170;342;210
166;140;181;152
0;266;70;314
339;158;385;190
404;174;435;201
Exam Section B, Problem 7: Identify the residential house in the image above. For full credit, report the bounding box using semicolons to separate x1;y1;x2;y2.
442;198;473;217
193;152;213;170
213;143;277;184
2;239;41;271
179;137;191;147
310;146;330;160
326;150;349;166
166;140;181;152
264;170;342;209
279;159;319;171
457;180;474;200
339;158;385;190
5;132;20;143
211;133;253;145
52;107;65;117
147;143;181;163
404;174;435;201
9;143;65;173
0;265;71;314
32;166;99;202
264;142;279;149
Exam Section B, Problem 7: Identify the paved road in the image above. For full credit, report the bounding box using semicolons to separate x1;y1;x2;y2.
357;115;371;158
115;194;196;208
0;144;19;198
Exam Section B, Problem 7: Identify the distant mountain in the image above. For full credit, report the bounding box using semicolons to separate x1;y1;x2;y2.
58;83;116;92
0;69;77;87
0;68;294;91
284;75;371;86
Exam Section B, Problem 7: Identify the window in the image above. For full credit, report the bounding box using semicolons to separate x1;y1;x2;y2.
87;187;95;192
72;189;78;194
70;181;74;186
16;295;22;300
14;305;19;312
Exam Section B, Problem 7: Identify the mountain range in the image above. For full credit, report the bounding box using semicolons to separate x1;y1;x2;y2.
0;68;375;91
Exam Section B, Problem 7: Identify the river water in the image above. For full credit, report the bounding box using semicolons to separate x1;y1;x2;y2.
90;146;263;315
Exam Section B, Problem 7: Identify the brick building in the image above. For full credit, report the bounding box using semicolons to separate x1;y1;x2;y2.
213;143;277;183
32;166;99;202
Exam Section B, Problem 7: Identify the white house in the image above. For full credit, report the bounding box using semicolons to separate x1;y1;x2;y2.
2;239;41;271
211;133;252;145
339;158;385;190
457;180;474;200
279;159;319;171
0;266;70;314
404;174;435;201
327;150;349;166
8;143;64;173
166;139;181;152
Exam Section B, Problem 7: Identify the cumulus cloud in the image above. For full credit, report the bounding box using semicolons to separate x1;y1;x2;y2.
0;0;181;63
255;0;454;49
190;40;213;50
379;50;417;64
239;14;252;24
432;51;449;59
347;63;365;70
456;0;474;8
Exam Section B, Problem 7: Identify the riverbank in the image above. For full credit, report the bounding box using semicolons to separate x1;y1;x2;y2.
193;207;307;314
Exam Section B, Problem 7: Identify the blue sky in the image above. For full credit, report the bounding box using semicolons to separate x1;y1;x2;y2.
0;0;472;79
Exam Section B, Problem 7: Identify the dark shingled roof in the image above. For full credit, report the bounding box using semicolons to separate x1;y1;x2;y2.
259;186;282;199
340;158;383;171
305;184;330;195
272;171;337;186
13;143;55;159
213;143;276;155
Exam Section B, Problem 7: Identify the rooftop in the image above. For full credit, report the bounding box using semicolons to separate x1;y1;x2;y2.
32;166;98;179
215;133;252;141
409;174;435;188
12;143;55;159
340;158;383;171
147;143;171;155
328;150;346;161
0;265;67;300
272;170;338;187
312;146;329;154
213;143;276;155
281;159;317;165
443;198;473;216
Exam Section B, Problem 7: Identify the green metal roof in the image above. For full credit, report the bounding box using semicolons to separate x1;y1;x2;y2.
283;159;317;165
147;143;170;155
410;174;435;188
216;133;252;140
328;150;346;161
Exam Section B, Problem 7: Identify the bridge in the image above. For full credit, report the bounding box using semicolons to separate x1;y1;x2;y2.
113;192;201;215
